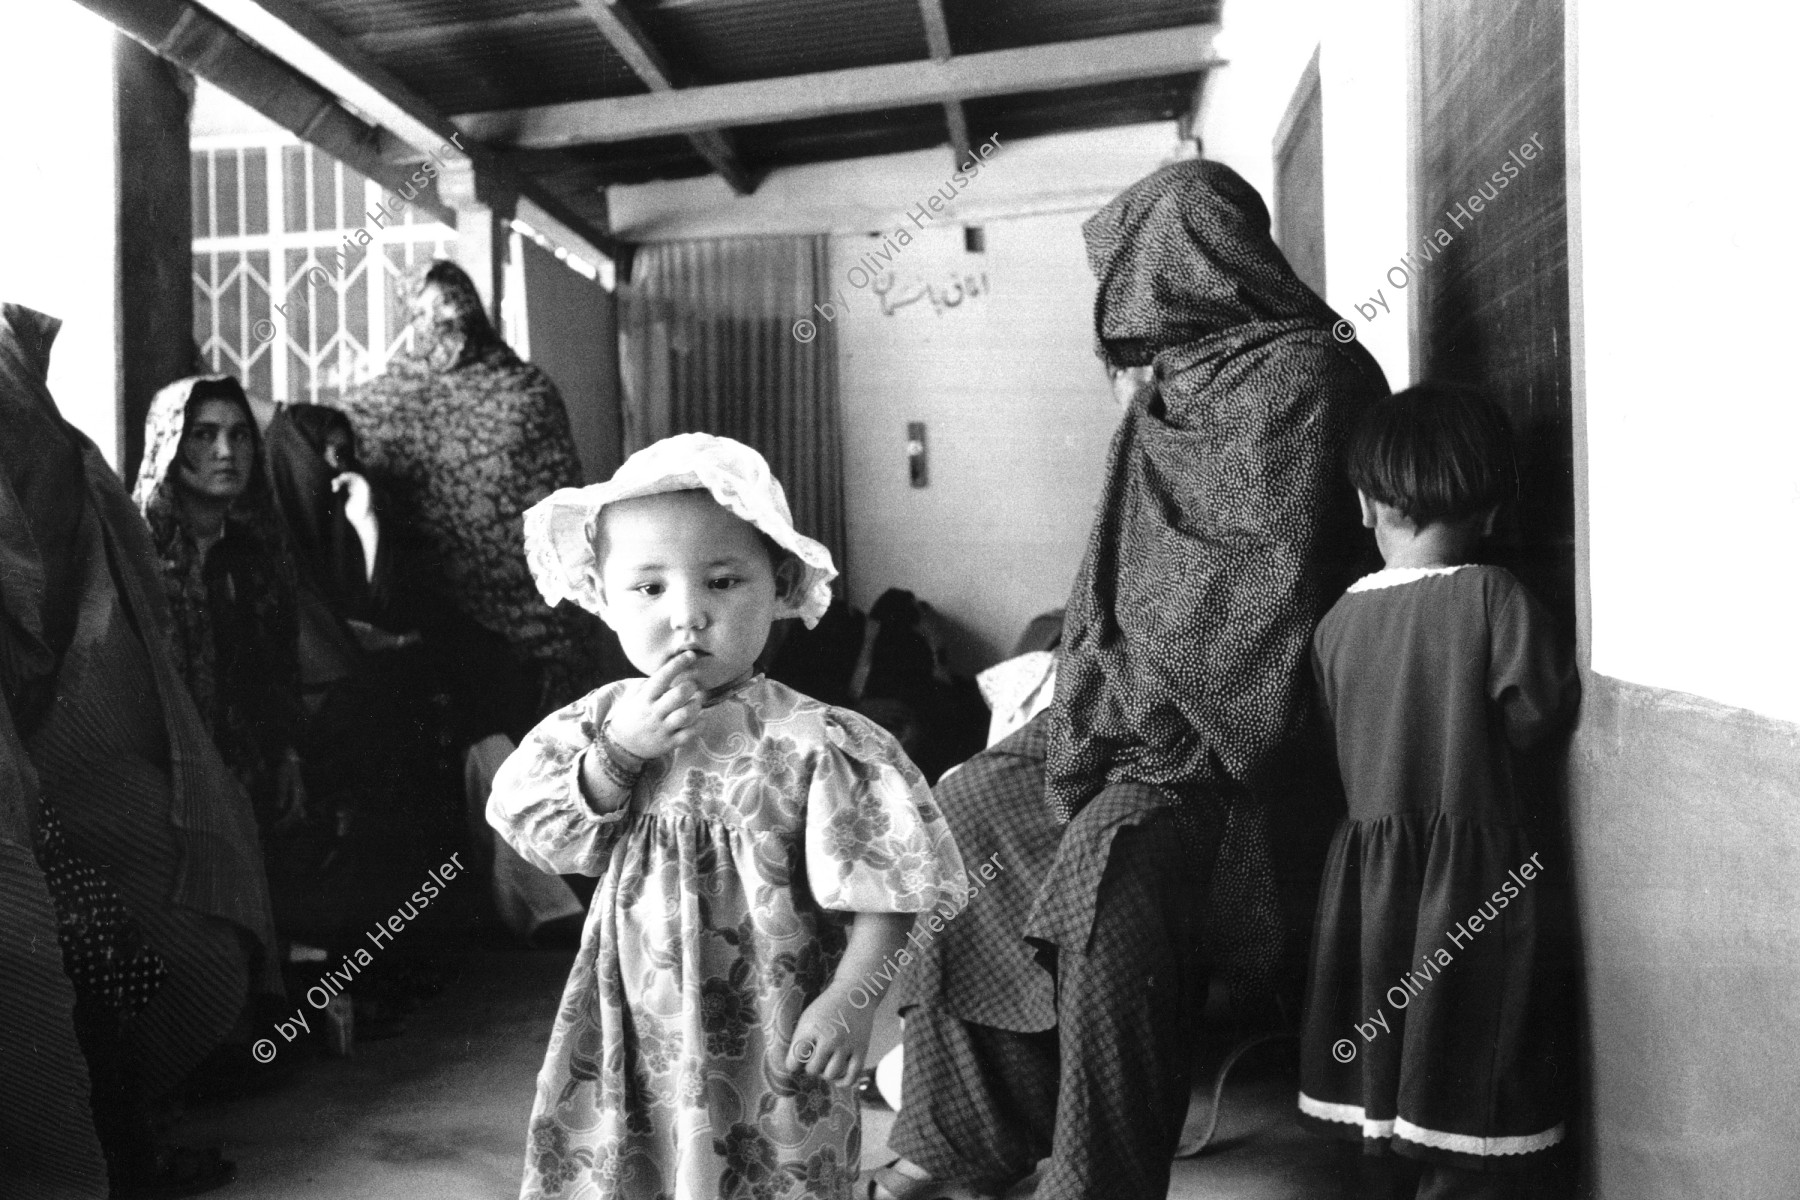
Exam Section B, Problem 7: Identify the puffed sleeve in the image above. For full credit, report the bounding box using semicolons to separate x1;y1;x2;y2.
487;681;633;876
804;708;968;914
1487;573;1580;752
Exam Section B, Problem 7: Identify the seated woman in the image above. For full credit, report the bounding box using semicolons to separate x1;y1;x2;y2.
265;401;585;948
870;159;1386;1200
338;259;599;736
134;378;355;1012
265;404;401;650
133;375;301;840
263;403;465;1028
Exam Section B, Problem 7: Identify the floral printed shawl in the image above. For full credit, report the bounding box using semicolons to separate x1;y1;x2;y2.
134;377;300;820
337;261;597;717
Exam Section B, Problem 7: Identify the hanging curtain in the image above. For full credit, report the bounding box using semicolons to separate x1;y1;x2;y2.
616;236;846;578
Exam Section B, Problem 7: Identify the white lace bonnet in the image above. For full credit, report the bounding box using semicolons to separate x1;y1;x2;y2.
522;432;838;627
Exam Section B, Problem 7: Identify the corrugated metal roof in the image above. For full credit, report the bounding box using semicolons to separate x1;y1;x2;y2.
276;0;1214;228
639;0;927;83
368;21;647;112
309;0;565;38
947;0;1221;54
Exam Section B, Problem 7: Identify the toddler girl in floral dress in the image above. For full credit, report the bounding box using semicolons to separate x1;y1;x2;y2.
490;433;967;1200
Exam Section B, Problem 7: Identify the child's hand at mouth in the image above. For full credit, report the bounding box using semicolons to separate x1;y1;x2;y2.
604;649;705;760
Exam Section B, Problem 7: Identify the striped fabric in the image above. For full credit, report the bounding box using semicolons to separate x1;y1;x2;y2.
891;785;1208;1200
0;811;108;1197
2;304;279;1196
30;481;268;1100
889;718;1063;1033
1;304;108;1197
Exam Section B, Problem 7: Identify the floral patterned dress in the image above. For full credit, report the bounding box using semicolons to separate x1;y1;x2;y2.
490;675;967;1200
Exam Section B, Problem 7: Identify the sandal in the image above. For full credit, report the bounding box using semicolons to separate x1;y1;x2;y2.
110;1144;236;1199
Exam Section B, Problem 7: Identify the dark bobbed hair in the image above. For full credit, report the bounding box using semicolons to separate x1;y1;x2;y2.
184;375;254;430
1347;382;1517;528
282;402;357;461
180;376;263;473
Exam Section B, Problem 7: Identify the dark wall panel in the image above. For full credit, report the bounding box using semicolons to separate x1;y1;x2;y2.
1414;0;1573;621
1274;62;1326;299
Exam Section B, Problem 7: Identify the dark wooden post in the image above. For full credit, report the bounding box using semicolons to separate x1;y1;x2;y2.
115;32;193;484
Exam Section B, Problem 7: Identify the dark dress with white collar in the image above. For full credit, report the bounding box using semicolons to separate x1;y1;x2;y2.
1298;564;1578;1171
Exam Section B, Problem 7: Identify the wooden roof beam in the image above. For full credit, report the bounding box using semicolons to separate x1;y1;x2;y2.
190;0;624;263
76;0;458;224
569;0;755;194
915;0;971;168
456;24;1224;150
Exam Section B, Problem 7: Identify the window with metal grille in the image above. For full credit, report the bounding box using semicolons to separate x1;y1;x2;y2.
191;135;456;407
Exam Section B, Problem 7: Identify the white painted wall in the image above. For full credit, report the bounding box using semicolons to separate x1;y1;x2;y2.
610;123;1181;671
1200;0;1325;203
192;71;273;137
0;2;119;463
833;212;1124;672
1200;0;1412;387
1203;0;1800;720
607;123;1178;241
1317;0;1413;386
1572;2;1800;723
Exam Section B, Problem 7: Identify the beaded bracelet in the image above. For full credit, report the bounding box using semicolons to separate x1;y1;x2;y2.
594;720;647;790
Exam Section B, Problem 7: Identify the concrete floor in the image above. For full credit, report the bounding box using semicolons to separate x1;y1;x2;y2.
170;947;1347;1199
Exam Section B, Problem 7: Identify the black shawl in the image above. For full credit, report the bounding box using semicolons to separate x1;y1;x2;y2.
264;405;389;626
1048;158;1388;819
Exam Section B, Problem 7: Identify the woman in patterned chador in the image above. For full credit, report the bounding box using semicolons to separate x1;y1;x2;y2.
339;259;598;737
875;157;1388;1200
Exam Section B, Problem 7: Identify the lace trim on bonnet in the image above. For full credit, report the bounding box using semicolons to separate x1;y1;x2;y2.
522;432;838;627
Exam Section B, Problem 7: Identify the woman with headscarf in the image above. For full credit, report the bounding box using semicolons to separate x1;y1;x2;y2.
874;159;1387;1200
259;402;467;1028
337;259;599;739
2;305;278;1198
339;260;599;941
133;375;302;838
264;403;393;637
